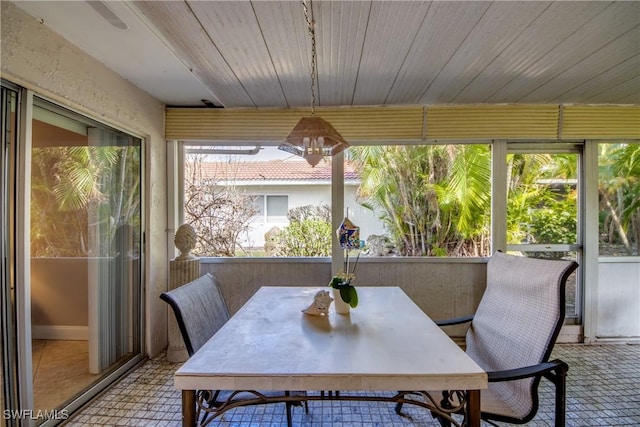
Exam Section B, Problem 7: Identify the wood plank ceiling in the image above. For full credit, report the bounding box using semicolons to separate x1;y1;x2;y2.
12;1;640;108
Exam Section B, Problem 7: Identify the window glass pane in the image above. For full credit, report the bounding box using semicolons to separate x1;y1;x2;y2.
184;146;332;257
507;250;579;318
266;195;288;221
347;144;492;257
598;142;639;256
507;153;578;246
185;143;492;258
30;98;143;412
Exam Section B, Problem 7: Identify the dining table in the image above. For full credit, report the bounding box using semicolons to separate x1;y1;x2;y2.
174;286;487;426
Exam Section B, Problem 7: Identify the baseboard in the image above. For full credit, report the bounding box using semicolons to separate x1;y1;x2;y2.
594;337;640;345
32;325;88;341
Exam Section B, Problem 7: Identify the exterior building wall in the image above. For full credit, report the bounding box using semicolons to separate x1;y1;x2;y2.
239;183;386;248
1;2;168;357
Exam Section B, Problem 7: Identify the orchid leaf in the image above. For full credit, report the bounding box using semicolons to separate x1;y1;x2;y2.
339;287;352;304
348;286;358;308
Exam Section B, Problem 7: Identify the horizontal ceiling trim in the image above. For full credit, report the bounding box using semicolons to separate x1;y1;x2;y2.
165;106;424;140
166;105;640;142
426;105;559;139
561;105;640;139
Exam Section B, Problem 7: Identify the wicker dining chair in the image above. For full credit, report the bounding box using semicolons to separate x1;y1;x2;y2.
160;273;306;427
396;251;578;427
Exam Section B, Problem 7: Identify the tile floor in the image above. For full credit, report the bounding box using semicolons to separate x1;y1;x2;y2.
32;340;99;412
65;344;640;426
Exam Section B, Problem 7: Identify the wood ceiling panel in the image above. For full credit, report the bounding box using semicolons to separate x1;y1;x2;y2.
252;1;312;108
553;57;639;104
522;28;640;103
314;1;370;106
453;1;610;103
187;1;287;107
20;1;637;107
385;1;491;105
132;1;253;107
612;88;640;105
420;1;550;104
487;1;640;103
351;1;432;105
586;78;640;104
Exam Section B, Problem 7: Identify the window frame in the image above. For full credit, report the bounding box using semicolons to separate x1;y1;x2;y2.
252;194;289;224
178;140;495;260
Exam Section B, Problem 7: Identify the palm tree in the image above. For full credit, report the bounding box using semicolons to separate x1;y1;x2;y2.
349;144;491;256
599;143;640;255
506;152;578;249
31;145;140;257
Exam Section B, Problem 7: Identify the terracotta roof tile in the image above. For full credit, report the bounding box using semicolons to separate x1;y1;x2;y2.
194;159;359;181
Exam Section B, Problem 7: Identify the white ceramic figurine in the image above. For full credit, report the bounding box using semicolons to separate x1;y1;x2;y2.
302;290;333;316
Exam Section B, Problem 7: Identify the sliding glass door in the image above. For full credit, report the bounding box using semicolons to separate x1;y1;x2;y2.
30;98;144;418
1;83;19;427
1;83;145;425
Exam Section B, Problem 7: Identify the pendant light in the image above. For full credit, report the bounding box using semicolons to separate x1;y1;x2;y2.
278;0;349;167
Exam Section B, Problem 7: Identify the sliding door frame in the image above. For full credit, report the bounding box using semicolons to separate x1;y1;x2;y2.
3;86;147;426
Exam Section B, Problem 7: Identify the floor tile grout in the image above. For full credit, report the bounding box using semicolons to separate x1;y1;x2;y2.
64;344;640;426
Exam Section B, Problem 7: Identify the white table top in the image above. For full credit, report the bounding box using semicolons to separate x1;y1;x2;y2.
175;286;487;392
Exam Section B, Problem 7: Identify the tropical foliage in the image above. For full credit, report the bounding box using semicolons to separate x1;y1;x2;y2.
506;152;578;247
31;145;140;257
598;143;640;255
349;145;492;256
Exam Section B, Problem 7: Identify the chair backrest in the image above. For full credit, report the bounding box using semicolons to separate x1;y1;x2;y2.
466;251;578;419
160;273;230;356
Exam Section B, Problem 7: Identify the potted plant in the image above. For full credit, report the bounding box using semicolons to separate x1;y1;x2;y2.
330;217;361;313
329;266;358;310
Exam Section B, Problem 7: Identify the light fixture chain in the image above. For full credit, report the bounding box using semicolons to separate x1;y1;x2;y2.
280;0;348;166
303;0;317;116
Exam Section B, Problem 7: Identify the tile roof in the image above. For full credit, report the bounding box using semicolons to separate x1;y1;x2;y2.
195;159;359;181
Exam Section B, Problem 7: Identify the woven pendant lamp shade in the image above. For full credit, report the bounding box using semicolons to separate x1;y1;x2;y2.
278;0;349;166
279;116;349;166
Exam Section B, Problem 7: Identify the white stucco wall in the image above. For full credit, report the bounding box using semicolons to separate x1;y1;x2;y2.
1;2;168;357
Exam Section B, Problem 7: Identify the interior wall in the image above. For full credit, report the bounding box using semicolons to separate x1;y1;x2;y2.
1;1;168;357
30;258;89;327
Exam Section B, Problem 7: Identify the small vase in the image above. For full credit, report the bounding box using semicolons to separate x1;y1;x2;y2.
332;288;350;314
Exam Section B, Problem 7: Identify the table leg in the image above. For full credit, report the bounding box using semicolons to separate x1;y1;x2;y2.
182;390;196;427
466;389;481;427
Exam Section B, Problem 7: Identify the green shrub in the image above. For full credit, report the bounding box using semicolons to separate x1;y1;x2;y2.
274;219;332;256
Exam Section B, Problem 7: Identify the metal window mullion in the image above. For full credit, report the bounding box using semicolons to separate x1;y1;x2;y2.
491;140;508;253
506;244;582;252
332;154;345;276
167;140;181;264
16;88;34;418
582;140;599;343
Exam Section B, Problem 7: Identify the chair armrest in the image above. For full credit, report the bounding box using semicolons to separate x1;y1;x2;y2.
435;315;474;326
487;359;568;382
